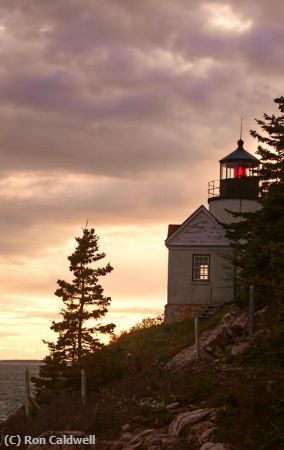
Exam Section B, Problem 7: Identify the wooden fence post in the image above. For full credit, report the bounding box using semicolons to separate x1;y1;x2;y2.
195;316;200;361
249;285;255;338
127;352;135;374
25;368;30;418
81;369;87;406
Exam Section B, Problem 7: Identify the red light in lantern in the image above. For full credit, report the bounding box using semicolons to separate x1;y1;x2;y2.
234;165;247;178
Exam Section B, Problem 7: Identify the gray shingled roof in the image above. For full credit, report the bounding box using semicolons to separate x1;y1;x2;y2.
165;205;231;247
219;139;260;164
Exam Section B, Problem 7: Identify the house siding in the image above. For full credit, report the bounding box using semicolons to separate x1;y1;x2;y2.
167;246;234;306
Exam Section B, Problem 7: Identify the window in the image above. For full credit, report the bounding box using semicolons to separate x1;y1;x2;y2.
193;255;210;281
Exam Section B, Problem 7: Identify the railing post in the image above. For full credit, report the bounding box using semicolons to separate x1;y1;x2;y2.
81;369;87;406
25;368;30;418
249;285;255;338
127;352;135;374
195;316;200;361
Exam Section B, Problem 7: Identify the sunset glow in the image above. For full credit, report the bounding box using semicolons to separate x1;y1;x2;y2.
203;3;252;33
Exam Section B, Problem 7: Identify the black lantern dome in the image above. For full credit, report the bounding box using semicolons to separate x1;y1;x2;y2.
208;139;260;202
219;139;259;178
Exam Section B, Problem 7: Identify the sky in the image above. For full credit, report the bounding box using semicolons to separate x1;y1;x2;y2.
0;0;283;359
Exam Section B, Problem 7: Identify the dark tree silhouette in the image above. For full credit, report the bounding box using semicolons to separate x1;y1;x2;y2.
34;227;115;399
45;226;115;362
226;97;284;306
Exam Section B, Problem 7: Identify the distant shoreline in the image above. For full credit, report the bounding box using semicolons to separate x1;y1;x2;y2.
0;360;43;363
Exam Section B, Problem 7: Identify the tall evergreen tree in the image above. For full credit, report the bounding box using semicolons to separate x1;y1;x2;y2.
34;227;115;399
251;96;284;192
45;226;115;362
226;97;284;306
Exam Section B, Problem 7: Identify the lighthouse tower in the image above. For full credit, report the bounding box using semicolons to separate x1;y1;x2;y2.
164;138;261;323
208;138;261;223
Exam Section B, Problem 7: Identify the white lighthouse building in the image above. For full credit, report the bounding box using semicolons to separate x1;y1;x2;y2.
165;138;261;323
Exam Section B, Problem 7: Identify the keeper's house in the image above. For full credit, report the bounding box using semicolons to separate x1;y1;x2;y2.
165;138;261;323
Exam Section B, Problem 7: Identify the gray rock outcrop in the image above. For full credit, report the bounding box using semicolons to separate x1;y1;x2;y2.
165;307;251;374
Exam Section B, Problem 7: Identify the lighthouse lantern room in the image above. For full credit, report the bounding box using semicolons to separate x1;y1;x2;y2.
208;138;261;223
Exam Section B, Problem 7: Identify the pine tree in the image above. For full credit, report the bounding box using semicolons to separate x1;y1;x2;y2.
251;96;284;192
226;97;284;306
34;227;115;399
45;226;115;362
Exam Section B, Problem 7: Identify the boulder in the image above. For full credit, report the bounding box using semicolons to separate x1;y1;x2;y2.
231;312;248;336
163;440;183;450
120;432;133;442
199;443;230;450
129;429;154;445
223;313;234;327
165;344;213;373
254;306;268;317
143;437;162;448
165;345;198;373
165;402;180;411
165;307;251;373
187;420;215;445
168;408;215;437
252;328;271;340
230;341;250;356
200;426;216;444
201;325;231;350
199;443;228;450
144;438;162;449
212;345;224;358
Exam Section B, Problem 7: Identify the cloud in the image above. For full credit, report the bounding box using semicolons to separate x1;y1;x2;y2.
0;331;20;337
0;171;205;259
0;0;281;180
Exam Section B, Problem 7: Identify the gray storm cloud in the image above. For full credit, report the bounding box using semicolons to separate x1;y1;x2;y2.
0;0;282;259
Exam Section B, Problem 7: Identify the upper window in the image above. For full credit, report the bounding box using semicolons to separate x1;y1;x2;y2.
193;255;210;281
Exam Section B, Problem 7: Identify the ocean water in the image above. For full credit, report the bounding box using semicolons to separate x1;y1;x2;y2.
0;361;41;422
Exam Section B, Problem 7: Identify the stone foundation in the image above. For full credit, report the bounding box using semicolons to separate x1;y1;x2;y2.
165;304;206;323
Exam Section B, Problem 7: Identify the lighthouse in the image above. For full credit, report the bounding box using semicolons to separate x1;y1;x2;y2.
164;138;261;323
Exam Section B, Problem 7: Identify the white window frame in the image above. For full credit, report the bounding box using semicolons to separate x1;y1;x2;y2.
192;254;210;281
